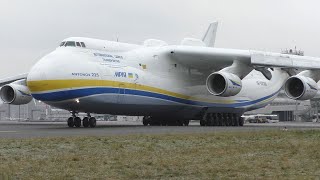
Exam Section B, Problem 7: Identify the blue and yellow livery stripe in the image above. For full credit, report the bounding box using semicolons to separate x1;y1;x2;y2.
27;79;236;104
27;79;280;107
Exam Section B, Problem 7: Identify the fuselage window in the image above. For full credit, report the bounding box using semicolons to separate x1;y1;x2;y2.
65;41;76;47
80;42;86;48
76;42;81;47
60;41;66;47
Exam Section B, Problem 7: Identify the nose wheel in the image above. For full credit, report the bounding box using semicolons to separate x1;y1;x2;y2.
67;112;97;128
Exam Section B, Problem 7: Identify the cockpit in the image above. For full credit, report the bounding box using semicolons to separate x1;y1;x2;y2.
59;41;86;48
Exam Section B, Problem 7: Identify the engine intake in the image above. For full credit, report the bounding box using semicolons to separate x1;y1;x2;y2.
206;72;242;97
0;84;33;105
284;76;318;100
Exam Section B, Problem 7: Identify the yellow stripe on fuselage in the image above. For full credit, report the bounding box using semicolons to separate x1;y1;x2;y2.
27;79;238;104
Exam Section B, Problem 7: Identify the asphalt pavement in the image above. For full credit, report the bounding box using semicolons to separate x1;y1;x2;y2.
0;120;319;138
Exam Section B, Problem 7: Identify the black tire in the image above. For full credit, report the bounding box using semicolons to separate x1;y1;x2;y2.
207;118;213;126
143;120;149;126
176;120;183;126
234;115;239;126
222;115;227;126
228;116;232;126
200;119;206;126
206;115;213;126
214;117;219;126
217;114;223;126
239;117;244;126
89;117;96;128
161;119;168;126
150;119;161;126
74;117;81;127
143;117;149;126
83;117;89;128
183;120;190;126
167;120;176;126
67;117;74;128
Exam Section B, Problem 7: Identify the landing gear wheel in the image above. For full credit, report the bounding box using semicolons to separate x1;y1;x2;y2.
200;119;206;126
143;120;148;126
89;117;96;128
74;117;81;127
212;115;217;126
67;117;74;128
161;119;168;126
222;114;227;126
239;117;244;126
206;114;213;126
142;116;151;126
183;120;190;126
217;114;222;126
233;114;239;126
83;117;89;128
176;120;183;126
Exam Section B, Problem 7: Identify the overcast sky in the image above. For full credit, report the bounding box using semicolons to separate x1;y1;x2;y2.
0;0;320;78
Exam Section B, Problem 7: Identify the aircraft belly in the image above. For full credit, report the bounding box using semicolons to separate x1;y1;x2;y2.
45;93;197;115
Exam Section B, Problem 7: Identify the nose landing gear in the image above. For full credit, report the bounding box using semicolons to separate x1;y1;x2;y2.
67;112;96;128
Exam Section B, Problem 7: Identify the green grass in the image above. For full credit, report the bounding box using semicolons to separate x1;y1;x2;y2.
1;130;320;179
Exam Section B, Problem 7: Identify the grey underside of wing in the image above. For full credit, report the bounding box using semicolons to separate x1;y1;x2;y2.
0;73;28;87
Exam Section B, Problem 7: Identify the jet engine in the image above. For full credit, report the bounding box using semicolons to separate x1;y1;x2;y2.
206;72;242;97
0;82;33;105
284;76;318;100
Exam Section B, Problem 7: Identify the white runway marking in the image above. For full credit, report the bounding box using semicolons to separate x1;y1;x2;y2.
0;131;17;133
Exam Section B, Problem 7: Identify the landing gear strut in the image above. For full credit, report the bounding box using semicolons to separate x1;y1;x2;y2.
67;112;97;128
201;113;244;127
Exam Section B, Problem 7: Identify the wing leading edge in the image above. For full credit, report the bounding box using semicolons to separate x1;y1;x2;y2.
0;73;28;87
164;46;320;71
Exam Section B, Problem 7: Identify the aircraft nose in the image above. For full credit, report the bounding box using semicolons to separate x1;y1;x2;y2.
27;67;47;82
26;59;49;95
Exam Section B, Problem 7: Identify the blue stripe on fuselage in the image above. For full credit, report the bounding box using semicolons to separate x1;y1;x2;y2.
31;87;280;108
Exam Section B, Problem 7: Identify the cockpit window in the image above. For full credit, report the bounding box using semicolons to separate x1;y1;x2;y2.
65;41;76;47
80;42;86;48
76;42;81;47
60;41;66;47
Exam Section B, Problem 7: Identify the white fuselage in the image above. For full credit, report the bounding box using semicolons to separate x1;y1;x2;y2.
26;38;289;119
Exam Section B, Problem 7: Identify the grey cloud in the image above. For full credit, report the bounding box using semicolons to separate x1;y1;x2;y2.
0;0;319;78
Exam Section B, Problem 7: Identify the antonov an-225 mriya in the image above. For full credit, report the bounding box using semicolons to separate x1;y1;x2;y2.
1;22;319;128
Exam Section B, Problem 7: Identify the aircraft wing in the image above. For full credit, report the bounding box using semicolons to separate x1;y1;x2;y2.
0;73;28;87
165;46;320;71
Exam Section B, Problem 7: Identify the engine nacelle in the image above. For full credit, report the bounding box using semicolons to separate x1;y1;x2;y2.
206;72;242;97
284;76;318;100
0;84;33;105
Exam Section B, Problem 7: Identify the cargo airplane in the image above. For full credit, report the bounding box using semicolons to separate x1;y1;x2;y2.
1;22;319;127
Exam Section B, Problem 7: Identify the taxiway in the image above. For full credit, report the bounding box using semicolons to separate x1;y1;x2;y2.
0;121;319;138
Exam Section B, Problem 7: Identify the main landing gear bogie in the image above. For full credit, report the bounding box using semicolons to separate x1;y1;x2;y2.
67;113;96;128
200;113;244;127
143;116;190;126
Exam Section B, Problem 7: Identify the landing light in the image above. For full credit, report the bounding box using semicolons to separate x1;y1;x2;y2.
75;99;80;103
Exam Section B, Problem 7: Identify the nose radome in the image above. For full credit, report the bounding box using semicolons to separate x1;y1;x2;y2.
27;67;47;82
27;61;48;94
